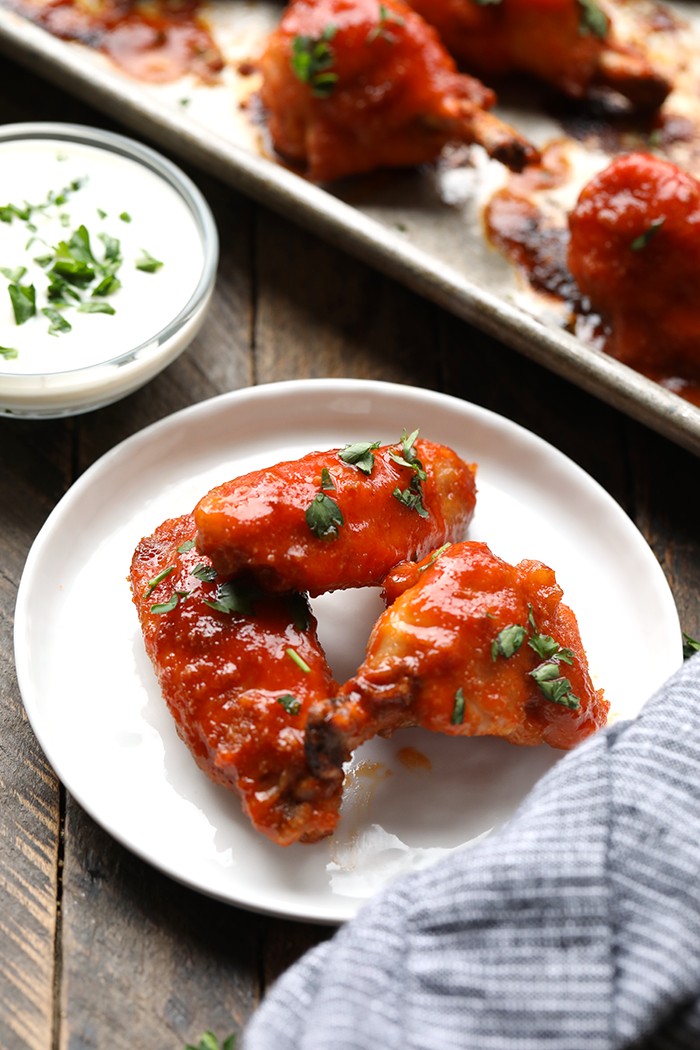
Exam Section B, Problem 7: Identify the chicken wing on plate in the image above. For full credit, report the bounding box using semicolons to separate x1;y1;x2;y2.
258;0;540;181
406;0;671;110
194;433;477;596
130;513;343;845
306;541;608;790
568;151;700;386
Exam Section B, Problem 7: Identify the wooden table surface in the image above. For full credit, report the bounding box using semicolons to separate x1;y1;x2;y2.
1;51;699;1050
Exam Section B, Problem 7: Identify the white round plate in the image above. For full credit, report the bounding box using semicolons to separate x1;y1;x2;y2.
14;379;682;923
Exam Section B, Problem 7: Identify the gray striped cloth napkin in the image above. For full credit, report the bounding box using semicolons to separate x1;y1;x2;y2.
242;652;700;1050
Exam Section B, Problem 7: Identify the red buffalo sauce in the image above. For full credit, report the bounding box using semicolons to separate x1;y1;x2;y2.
6;0;224;82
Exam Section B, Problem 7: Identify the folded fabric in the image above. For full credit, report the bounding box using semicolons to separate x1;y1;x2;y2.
242;652;700;1050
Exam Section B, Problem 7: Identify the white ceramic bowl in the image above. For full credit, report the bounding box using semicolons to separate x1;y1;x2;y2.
0;122;218;418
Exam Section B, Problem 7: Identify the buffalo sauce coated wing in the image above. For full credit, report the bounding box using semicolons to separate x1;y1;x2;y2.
305;541;608;788
567;151;700;384
258;0;539;181
194;435;477;596
406;0;670;109
130;513;343;845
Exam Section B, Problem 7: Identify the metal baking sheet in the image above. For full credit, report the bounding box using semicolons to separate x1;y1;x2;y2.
1;0;700;455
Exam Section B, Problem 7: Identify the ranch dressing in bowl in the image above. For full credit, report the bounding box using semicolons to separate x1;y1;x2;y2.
0;123;218;417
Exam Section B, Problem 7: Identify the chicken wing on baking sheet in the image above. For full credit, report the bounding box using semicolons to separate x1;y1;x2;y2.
258;0;540;181
306;540;608;792
405;0;671;110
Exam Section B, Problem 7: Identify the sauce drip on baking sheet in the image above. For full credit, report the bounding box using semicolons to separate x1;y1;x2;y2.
485;140;700;408
6;0;224;82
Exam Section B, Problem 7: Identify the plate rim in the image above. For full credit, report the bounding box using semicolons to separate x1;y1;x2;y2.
13;378;683;923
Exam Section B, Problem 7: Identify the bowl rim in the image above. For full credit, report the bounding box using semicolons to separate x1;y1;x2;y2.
0;120;219;380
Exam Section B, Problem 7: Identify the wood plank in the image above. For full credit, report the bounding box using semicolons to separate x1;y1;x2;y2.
0;419;75;1050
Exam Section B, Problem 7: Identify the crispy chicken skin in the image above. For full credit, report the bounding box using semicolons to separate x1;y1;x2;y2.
567;152;700;381
259;0;539;181
406;0;670;109
306;541;608;787
194;437;477;596
130;513;343;845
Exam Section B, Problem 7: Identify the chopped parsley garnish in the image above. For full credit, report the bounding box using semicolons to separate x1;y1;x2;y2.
320;466;336;490
451;687;466;725
185;1032;236;1050
683;632;700;659
135;250;164;274
417;543;451;573
0;345;18;359
177;539;196;553
204;580;255;616
393;481;429;516
286;647;311;673
144;564;175;596
192;563;218;582
391;428;429;517
119;211;132;223
491;605;580;709
577;0;608;38
491;623;527;661
367;3;405;43
529;660;580;708
8;282;36;325
291;26;339;98
306;490;344;539
277;694;302;715
151;593;179;615
1;179;164;346
338;440;380;475
630;217;665;252
42;307;72;335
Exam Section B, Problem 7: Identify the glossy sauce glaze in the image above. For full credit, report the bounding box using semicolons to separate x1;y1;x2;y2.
305;540;608;794
6;0;223;81
485;141;700;406
130;512;343;846
194;436;478;595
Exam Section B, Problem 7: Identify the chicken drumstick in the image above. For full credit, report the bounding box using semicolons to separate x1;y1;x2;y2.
306;541;608;791
259;0;539;181
406;0;670;110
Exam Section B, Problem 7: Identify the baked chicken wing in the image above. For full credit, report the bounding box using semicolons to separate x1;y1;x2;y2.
194;433;477;596
258;0;539;181
130;513;343;845
567;151;700;383
405;0;670;109
306;541;608;789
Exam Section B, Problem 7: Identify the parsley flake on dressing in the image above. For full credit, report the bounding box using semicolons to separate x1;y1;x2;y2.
291;26;339;97
0;171;166;351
